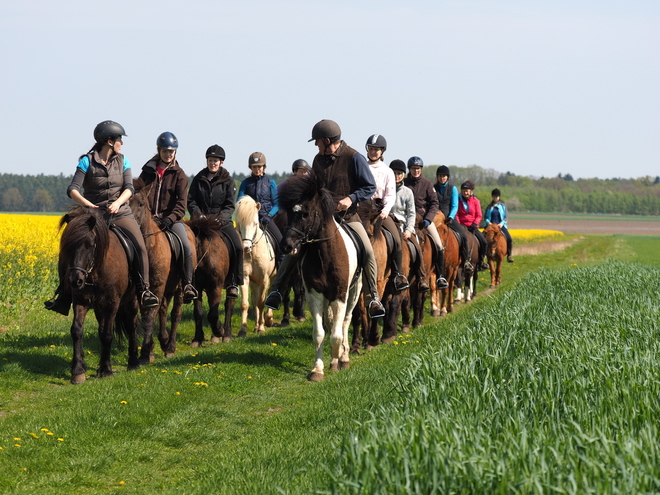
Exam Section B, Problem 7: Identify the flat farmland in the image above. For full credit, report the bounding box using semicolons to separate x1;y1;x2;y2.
509;212;660;235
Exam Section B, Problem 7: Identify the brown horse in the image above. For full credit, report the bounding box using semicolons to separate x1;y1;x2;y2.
272;210;306;326
279;172;362;381
130;179;196;360
186;215;236;344
401;216;433;330
57;207;139;384
455;229;480;303
430;212;461;317
484;223;507;287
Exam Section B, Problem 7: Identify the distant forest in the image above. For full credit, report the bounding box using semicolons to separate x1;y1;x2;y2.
1;166;660;216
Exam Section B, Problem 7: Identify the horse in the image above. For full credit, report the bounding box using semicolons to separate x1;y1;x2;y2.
278;172;362;381
57;207;139;384
130;179;196;360
484;223;507;287
273;210;306;326
186;215;237;344
401;215;433;329
429;212;461;317
455;229;480;303
235;196;277;334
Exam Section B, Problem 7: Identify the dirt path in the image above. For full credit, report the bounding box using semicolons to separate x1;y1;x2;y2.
508;217;660;235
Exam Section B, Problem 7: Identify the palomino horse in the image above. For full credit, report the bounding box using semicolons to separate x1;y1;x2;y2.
235;196;276;334
279;172;362;381
130;179;196;360
455;229;480;303
186;216;236;344
57;207;139;384
430;212;461;317
484;223;507;287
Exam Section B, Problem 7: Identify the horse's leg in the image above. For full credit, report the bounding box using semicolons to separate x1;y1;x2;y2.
165;292;183;357
191;297;205;347
489;257;496;288
307;293;325;381
206;288;224;343
400;290;411;333
70;304;89;384
381;292;401;343
121;303;140;371
329;300;346;373
156;297;170;357
239;280;250;337
253;280;265;334
350;299;364;354
223;294;236;343
95;306;119;379
280;282;291;327
293;274;306;322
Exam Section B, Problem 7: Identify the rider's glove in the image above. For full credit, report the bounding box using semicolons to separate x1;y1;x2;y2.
161;217;174;229
260;215;271;226
422;219;431;229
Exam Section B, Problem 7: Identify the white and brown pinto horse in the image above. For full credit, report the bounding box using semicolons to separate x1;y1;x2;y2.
235;196;276;334
279;172;362;381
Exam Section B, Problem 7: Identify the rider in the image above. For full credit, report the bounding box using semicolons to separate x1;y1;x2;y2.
434;165;471;270
139;131;197;304
45;120;158;315
265;119;386;318
187;144;244;299
456;180;489;271
291;158;311;177
485;188;514;263
365;134;409;291
389;159;430;291
237;152;283;259
403;157;449;289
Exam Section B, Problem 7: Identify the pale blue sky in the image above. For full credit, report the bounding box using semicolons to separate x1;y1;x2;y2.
1;0;658;179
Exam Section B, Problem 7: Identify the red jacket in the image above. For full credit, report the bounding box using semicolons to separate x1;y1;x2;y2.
456;195;482;228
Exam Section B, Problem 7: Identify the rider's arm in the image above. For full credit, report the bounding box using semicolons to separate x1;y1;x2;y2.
219;179;236;225
236;179;247;201
67;156;98;208
424;181;439;223
403;187;416;234
187;176;202;218
484;205;492;226
473;197;483;227
381;168;397;216
267;179;279;218
348;153;376;205
448;186;459;219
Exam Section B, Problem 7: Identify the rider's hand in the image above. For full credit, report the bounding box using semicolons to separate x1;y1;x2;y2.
260;215;271;225
403;230;412;240
107;201;121;214
422;219;431;229
337;197;352;211
379;211;388;220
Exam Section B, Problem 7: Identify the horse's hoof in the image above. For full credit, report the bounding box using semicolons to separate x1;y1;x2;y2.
440;309;448;317
308;372;324;382
296;316;306;322
339;361;350;370
222;336;232;343
402;325;410;333
279;318;290;327
211;336;222;344
349;348;361;355
431;309;441;317
255;328;265;334
71;373;86;384
237;329;247;338
330;362;339;372
365;344;376;351
191;341;201;348
489;284;495;288
165;352;175;358
381;335;397;344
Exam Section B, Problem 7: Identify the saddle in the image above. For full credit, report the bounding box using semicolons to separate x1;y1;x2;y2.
163;229;185;264
109;224;139;285
261;226;280;266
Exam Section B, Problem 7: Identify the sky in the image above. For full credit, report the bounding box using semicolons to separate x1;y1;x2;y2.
1;0;658;180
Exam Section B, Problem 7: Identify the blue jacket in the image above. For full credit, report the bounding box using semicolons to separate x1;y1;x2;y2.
485;202;508;228
237;174;279;221
434;182;459;219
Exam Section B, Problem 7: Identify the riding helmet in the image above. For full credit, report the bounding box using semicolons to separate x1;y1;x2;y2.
93;120;126;144
206;144;225;160
407;156;424;169
436;165;450;177
249;152;266;168
365;134;387;152
389;159;407;173
461;180;475;190
491;188;501;197
309;119;341;142
291;158;309;172
157;131;179;150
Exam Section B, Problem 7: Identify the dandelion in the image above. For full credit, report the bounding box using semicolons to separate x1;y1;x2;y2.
40;428;49;432
119;481;125;485
120;401;127;404
271;343;277;346
14;444;21;448
29;433;39;439
13;437;20;441
47;432;54;436
57;438;64;442
175;392;180;395
248;376;253;379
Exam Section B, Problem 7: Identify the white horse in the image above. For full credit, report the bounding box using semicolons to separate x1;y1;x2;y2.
235;196;277;334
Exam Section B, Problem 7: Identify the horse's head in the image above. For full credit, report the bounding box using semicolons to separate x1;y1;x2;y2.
484;223;501;243
129;178;156;230
235;196;261;254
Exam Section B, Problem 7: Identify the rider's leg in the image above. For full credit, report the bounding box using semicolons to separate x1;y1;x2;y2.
265;254;297;309
44;259;72;316
426;222;448;289
502;226;514;262
409;235;430;291
472;227;489;270
382;216;409;291
171;221;197;303
449;219;471;270
115;216;159;309
265;220;284;265
347;219;385;318
221;222;244;299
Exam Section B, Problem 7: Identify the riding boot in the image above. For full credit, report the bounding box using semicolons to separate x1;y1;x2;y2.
507;239;514;263
460;236;471;271
265;254;296;309
368;295;386;318
391;248;409;291
135;274;158;310
435;248;449;289
44;285;72;316
182;253;198;304
414;242;430;292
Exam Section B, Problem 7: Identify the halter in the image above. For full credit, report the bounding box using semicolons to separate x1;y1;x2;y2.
285;207;342;245
68;242;96;286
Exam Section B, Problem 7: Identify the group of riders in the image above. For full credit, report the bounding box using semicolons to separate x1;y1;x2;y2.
45;119;514;320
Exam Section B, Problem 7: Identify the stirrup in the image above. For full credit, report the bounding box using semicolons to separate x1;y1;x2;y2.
436;277;449;290
393;273;409;291
464;261;474;271
264;290;282;309
507;256;514;263
141;290;159;309
44;296;70;316
226;285;239;299
368;299;386;318
183;284;198;303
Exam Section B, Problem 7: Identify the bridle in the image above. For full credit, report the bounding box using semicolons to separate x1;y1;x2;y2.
68;241;96;286
285;206;342;245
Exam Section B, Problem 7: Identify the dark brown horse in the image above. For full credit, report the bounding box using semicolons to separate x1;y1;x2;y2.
455;229;480;303
130;179;196;360
57;207;139;384
279;172;362;381
186;215;236;344
430;211;461;317
484;223;507;287
401;215;433;329
272;210;306;326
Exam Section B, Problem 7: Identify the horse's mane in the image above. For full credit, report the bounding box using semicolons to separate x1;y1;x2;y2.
186;215;222;242
235;196;258;226
278;170;335;224
130;178;152;226
60;207;110;269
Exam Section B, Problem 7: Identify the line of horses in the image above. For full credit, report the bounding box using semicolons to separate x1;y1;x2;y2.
54;174;507;383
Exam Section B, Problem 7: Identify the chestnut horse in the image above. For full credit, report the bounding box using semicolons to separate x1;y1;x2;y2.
130;179;196;360
186;216;237;344
57;207;139;384
430;211;461;317
279;172;362;381
484;223;507;287
235;196;276;334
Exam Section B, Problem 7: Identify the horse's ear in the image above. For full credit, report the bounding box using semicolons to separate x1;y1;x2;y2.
86;215;97;230
255;202;262;211
133;177;145;194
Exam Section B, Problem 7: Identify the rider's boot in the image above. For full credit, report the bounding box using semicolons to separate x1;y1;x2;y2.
44;286;72;316
182;254;198;303
390;248;409;291
368;294;386;318
435;248;449;290
140;286;159;309
265;255;296;310
225;285;239;299
507;254;514;263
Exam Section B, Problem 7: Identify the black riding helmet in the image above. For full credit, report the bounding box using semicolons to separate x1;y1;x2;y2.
365;134;387;152
94;120;126;144
309;119;341;143
461;180;475;190
206;144;225;160
157;131;179;150
389;159;407;173
436;165;450;176
292;158;309;172
407;156;424;169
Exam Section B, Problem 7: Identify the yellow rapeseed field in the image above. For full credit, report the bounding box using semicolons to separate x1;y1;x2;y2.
509;229;564;243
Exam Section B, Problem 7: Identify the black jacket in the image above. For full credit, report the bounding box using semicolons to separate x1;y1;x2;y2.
187;167;236;225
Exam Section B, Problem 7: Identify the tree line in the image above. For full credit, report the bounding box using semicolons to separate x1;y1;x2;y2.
2;167;660;216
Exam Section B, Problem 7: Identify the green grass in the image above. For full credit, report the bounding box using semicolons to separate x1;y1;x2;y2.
1;235;659;494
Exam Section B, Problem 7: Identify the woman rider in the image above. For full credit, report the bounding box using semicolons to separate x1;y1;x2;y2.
456;180;489;271
45;120;158;315
187;144;244;299
485;188;514;262
389;159;430;291
139;131;197;304
434;165;471;270
237;152;282;256
365;134;409;291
